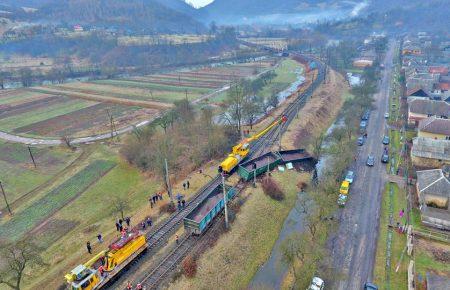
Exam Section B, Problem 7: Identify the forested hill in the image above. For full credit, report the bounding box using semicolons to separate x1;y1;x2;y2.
18;0;205;33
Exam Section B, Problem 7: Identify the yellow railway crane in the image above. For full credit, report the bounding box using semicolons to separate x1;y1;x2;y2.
65;231;147;290
219;115;287;174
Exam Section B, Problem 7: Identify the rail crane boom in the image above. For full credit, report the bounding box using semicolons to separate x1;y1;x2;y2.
219;115;287;174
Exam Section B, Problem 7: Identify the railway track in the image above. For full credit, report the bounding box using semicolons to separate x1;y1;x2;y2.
130;55;325;289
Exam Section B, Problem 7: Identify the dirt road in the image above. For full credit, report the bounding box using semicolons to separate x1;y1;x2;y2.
329;40;396;289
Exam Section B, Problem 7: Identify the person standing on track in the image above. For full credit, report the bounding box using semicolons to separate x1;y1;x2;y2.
126;281;132;290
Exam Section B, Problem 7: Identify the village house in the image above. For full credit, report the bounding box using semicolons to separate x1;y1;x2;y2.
411;137;450;168
418;116;450;140
407;99;449;126
416;166;450;230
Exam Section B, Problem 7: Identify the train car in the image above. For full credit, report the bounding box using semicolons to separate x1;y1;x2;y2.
277;149;313;164
184;184;237;235
237;152;282;182
65;231;147;290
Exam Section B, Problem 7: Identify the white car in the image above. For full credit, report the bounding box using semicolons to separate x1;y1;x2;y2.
308;277;324;290
384;112;389;119
345;171;355;184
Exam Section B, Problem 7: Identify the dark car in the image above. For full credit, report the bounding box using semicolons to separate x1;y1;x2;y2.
361;110;370;121
364;282;379;290
381;152;389;163
367;155;375;166
382;136;390;145
357;136;365;146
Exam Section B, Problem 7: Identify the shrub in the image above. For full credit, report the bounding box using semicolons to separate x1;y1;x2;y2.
160;202;176;214
182;255;197;278
261;177;285;201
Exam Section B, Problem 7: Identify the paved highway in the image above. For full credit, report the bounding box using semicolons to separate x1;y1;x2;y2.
329;40;397;289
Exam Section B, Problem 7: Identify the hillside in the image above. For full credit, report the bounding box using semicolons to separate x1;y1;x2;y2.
21;0;205;33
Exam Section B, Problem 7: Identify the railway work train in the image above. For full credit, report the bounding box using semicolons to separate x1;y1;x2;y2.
65;231;147;290
218;115;287;174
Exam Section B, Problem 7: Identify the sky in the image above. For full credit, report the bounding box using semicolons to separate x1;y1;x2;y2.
185;0;214;8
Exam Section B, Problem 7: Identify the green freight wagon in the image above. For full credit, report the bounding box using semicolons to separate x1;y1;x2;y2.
238;152;282;181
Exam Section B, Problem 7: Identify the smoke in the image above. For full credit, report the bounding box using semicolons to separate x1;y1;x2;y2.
351;0;369;16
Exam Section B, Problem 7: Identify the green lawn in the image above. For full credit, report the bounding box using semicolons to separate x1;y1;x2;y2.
374;183;408;290
388;129;401;173
0;98;95;132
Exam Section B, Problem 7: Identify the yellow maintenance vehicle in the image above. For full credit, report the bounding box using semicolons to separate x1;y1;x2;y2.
65;231;147;290
219;115;287;174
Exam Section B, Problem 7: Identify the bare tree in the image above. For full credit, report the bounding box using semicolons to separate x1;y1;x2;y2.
242;96;263;129
112;196;130;220
0;240;46;290
226;80;248;136
61;136;74;150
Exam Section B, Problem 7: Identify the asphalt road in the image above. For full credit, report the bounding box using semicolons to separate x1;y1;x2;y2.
329;40;396;289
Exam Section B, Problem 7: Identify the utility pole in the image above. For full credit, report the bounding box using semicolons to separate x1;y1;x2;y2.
165;158;173;202
252;163;257;188
221;173;229;229
28;146;36;168
0;181;12;215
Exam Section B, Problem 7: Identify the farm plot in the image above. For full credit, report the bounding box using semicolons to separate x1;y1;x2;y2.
14;103;158;137
0;159;116;241
93;79;211;101
0;141;80;209
55;81;198;103
0;89;161;138
0;94;96;132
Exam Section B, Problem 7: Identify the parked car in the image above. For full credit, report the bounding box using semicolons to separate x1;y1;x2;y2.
360;121;368;133
338;194;348;206
367;155;375;166
382;136;390;145
345;171;355;184
357;136;365;146
362;110;370;121
364;282;379;290
381;152;389;163
384;112;389;119
308;277;324;290
339;180;350;195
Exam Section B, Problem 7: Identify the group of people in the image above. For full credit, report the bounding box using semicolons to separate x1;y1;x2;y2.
140;217;153;230
115;216;132;232
127;281;143;290
149;192;164;208
86;232;105;254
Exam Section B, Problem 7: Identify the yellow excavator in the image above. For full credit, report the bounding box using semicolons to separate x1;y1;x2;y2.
219;115;287;174
65;231;147;290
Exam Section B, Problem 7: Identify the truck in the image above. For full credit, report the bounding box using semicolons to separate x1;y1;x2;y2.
65;231;147;290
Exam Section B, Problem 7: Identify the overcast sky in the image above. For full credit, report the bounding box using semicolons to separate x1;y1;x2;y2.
185;0;214;8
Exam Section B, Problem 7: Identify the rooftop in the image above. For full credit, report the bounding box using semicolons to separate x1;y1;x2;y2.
411;137;450;162
416;168;450;197
409;99;450;118
418;116;450;136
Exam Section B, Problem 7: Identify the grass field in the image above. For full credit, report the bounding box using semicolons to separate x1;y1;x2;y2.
0;159;116;240
168;170;309;290
0;141;80;207
374;183;408;290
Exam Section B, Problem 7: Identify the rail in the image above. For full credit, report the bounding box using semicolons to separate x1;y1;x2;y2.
131;54;325;289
